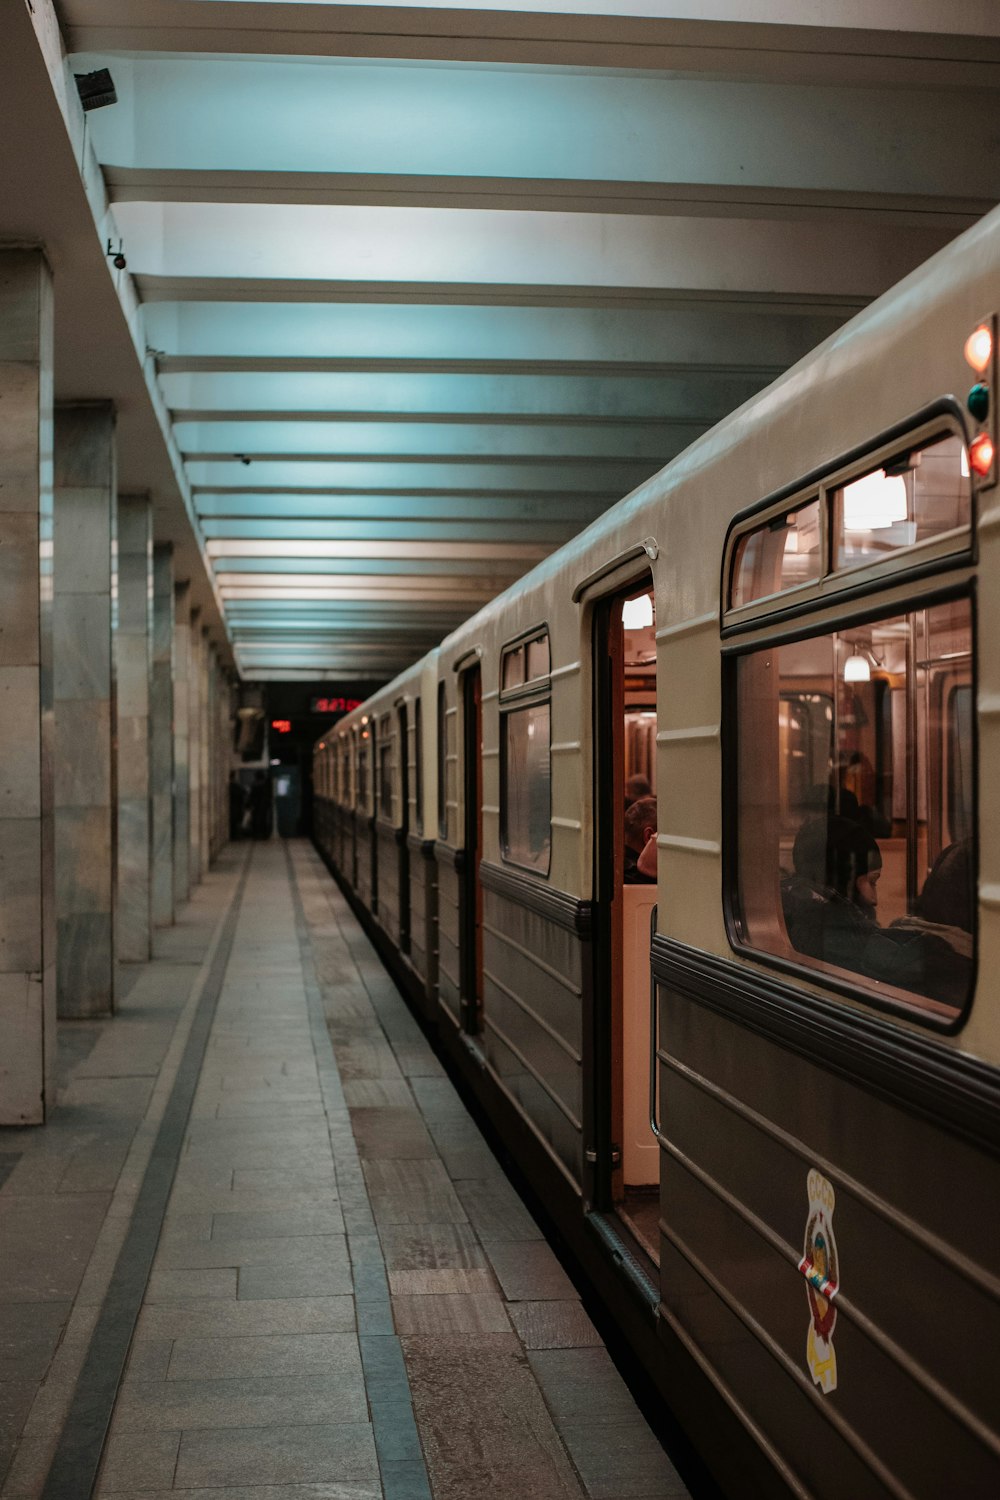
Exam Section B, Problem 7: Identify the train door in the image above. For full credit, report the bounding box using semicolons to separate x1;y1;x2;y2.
398;701;411;954
350;729;359;888
592;580;659;1264
460;664;483;1031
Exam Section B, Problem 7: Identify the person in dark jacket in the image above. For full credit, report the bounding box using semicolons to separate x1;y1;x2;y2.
781;816;969;1005
624;796;657;884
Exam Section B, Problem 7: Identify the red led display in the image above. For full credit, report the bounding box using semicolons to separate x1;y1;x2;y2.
271;719;292;734
310;696;362;714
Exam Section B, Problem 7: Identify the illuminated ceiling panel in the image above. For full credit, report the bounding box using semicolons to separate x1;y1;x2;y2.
60;1;1000;680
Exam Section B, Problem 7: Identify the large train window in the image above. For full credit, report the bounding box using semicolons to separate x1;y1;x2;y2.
499;629;551;875
378;714;392;818
733;596;974;1020
728;428;971;617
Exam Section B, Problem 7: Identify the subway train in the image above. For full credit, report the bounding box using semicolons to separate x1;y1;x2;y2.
313;207;1000;1500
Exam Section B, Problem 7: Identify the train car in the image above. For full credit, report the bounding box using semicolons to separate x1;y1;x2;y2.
315;206;1000;1500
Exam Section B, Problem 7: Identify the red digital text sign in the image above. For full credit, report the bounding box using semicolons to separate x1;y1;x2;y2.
310;697;362;715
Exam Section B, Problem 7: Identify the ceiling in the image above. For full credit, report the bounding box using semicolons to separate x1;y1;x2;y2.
24;2;1000;678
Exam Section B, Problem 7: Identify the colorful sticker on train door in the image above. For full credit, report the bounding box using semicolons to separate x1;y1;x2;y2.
798;1169;839;1394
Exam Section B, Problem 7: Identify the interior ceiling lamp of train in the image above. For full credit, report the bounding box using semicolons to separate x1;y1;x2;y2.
726;421;979;1027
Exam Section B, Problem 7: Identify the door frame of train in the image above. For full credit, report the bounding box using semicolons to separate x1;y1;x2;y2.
589;573;655;1218
397;699;411;954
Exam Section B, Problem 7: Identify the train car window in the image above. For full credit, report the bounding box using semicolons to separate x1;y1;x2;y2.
836;433;969;569
500;630;551;875
414;697;423;835
379;715;392;819
732;499;821;607
357;726;370;812
437;681;447;840
734;596;974;1020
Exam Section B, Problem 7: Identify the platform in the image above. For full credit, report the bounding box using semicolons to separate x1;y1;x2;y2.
0;841;688;1500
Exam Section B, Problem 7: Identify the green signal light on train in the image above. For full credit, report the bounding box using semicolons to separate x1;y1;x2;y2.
967;382;990;422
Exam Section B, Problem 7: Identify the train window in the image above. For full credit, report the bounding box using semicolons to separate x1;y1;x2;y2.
437;681;447;840
733;596;974;1019
731;499;821;607
836;433;970;570
357;730;369;811
379;716;392;818
414;697;423;835
500;629;551;875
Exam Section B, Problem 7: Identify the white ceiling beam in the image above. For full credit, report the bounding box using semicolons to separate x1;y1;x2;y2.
142;303;850;365
177;423;709;459
115;202;952;299
195;495;614;521
81;58;998;208
60;2;1000;83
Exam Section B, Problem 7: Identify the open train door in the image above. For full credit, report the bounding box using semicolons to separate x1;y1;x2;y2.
591;578;661;1271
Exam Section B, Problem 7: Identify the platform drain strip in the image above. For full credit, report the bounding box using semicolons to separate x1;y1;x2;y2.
285;840;433;1500
41;848;252;1500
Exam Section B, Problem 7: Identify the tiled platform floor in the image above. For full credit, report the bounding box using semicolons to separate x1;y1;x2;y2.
0;841;688;1500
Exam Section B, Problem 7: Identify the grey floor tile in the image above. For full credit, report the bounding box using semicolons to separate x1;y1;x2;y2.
557;1418;690;1498
174;1422;380;1488
527;1347;643;1426
114;1373;368;1432
166;1331;363;1383
379;1223;487;1275
392;1293;512;1336
507;1300;604;1350
237;1262;354;1299
145;1268;238;1303
97;1429;181;1492
137;1295;355;1341
455;1179;544;1243
210;1207;345;1240
154;1232;350;1271
484;1240;577;1301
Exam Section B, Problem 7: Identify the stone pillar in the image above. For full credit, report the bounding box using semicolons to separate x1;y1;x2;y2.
173;582;191;909
116;495;152;962
54;403;116;1018
199;631;212;876
151;545;174;927
188;610;203;889
0;250;56;1123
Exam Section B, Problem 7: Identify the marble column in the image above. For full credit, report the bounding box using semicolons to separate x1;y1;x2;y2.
116;495;153;962
151;545;174;927
199;630;212;876
188;611;203;890
0;251;56;1123
172;582;191;910
54;403;117;1019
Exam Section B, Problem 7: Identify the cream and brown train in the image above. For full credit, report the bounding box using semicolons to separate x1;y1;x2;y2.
314;207;1000;1500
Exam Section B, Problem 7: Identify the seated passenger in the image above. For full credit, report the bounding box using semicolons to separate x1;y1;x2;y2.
624;796;657;885
624;774;652;810
914;839;974;933
781;816;970;1005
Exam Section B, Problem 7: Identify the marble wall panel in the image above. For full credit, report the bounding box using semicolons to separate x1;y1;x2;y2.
116;495;152;963
54;403;116;1018
151;545;174;927
0;251;55;1122
173;582;191;909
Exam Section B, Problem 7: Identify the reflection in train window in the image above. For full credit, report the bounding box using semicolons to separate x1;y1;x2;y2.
735;597;974;1018
501;703;551;873
500;630;551;875
357;730;369;811
836;433;970;569
379;715;392;818
732;499;822;607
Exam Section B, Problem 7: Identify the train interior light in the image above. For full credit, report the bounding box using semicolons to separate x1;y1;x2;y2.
622;592;654;630
843;648;872;683
841;470;908;530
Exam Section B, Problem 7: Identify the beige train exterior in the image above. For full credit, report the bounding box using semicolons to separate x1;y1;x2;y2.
314;206;1000;1500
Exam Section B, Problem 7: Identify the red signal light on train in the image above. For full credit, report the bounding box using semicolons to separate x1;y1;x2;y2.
969;432;995;477
965;324;993;374
271;719;292;734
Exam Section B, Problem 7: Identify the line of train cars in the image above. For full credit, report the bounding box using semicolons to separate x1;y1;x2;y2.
314;206;1000;1499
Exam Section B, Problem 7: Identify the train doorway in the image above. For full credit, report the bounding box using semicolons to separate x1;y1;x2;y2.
460;665;484;1032
592;580;659;1265
397;702;411;954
